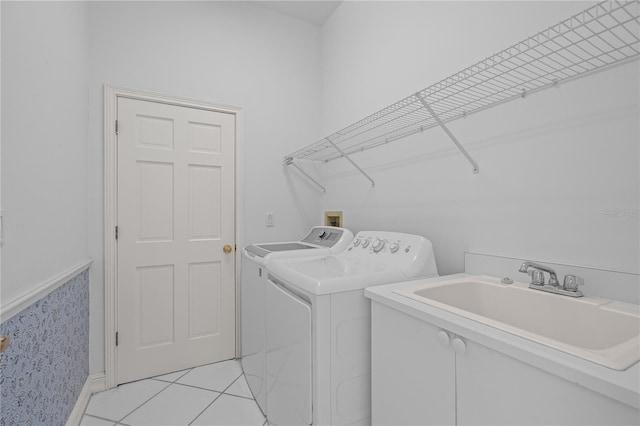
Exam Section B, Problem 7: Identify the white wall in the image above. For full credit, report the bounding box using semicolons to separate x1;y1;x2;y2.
4;0;637;375
87;1;323;372
319;1;639;278
1;2;3;289
1;2;89;306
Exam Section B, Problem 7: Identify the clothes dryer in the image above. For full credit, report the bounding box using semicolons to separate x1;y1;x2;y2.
241;226;353;414
266;231;438;425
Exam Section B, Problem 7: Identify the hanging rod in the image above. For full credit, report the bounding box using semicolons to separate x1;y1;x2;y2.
284;0;640;165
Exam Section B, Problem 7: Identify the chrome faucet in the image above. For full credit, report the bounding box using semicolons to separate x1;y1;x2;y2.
518;261;584;297
518;261;560;286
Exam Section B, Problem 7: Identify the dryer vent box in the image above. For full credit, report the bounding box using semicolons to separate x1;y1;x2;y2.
324;211;343;228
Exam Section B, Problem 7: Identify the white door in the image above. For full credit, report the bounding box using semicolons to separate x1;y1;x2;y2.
116;97;236;384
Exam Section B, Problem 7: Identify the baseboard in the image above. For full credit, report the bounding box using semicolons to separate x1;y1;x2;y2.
66;373;106;426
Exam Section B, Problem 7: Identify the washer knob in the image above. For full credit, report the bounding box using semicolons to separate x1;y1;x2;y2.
361;239;370;248
353;238;361;246
389;243;400;253
372;239;385;252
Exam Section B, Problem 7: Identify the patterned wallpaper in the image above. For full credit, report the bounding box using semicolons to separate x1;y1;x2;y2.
0;268;90;426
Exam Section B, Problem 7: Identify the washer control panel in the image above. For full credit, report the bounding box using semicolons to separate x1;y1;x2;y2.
300;226;353;248
350;236;413;255
343;231;435;275
347;231;426;257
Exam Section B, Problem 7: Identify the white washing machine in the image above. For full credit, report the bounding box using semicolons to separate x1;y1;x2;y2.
241;226;354;414
266;231;438;425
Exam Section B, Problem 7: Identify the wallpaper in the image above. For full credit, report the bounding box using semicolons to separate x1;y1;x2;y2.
0;268;90;426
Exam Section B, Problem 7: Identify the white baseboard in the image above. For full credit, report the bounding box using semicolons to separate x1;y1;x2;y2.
66;373;106;426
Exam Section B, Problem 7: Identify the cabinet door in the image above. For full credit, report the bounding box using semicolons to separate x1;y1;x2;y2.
371;302;455;426
456;339;639;426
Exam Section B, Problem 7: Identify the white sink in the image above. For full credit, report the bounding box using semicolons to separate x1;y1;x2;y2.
394;275;640;370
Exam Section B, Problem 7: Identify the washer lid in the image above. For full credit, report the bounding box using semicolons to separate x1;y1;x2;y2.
243;226;354;260
245;242;318;258
268;255;408;295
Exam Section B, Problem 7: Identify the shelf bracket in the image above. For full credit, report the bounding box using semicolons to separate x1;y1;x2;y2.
415;92;479;174
284;157;326;193
326;139;375;187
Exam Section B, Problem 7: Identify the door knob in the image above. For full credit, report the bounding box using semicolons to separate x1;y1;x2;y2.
223;244;233;254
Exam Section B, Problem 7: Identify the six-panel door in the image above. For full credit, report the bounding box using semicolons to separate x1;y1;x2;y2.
116;97;236;384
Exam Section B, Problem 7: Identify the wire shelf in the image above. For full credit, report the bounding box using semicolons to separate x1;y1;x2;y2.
285;0;640;164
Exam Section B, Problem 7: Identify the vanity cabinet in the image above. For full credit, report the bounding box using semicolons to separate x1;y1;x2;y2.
371;301;639;426
371;300;455;426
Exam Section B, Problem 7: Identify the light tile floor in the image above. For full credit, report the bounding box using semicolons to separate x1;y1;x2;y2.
80;360;267;426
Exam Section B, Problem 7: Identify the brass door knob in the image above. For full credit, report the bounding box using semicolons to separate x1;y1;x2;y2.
0;337;9;353
223;244;233;254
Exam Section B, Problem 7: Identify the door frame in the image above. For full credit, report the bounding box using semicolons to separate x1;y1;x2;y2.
104;85;244;389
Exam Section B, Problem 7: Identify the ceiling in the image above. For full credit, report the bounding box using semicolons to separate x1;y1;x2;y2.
254;1;343;26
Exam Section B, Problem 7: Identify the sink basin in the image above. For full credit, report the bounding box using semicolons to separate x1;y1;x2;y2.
393;275;640;370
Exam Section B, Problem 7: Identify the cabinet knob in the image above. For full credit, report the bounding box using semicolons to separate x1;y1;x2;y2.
437;330;451;347
452;337;467;355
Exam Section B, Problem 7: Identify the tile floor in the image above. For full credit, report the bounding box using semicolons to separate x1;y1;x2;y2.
80;360;267;426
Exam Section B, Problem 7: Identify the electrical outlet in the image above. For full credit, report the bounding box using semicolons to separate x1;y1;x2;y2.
266;213;275;227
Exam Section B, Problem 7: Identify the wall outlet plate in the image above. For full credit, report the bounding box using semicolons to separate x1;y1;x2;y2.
324;211;343;228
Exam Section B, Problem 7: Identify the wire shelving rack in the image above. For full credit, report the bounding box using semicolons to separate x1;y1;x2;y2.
284;0;640;190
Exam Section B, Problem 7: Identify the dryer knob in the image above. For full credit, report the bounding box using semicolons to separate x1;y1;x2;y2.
361;239;370;248
373;239;385;252
353;238;361;246
389;243;400;253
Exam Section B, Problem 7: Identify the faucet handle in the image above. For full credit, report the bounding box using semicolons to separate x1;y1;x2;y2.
529;269;545;286
563;274;584;292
